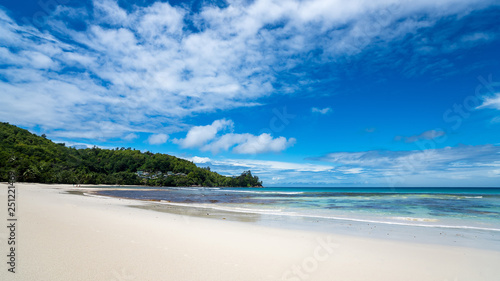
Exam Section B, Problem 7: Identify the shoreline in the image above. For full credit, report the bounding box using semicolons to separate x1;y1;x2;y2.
1;183;500;280
86;184;500;251
0;182;264;189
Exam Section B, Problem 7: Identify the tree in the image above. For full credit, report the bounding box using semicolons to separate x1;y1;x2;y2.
0;122;264;187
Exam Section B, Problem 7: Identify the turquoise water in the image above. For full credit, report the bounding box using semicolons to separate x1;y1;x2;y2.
97;186;500;232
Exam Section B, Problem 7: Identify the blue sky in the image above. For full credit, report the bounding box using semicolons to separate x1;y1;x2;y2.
1;0;500;187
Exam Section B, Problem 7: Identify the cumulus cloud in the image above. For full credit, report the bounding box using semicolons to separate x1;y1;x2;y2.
176;119;295;154
0;0;496;140
395;129;446;143
201;133;248;153
176;119;233;148
201;133;296;154
147;133;169;145
311;107;332;114
232;134;296;154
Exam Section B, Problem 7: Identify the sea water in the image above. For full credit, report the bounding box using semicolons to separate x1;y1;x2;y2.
95;186;500;249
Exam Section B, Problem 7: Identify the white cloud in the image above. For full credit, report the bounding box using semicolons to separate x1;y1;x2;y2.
201;133;249;153
94;0;128;25
477;93;500;110
232;134;296;154
311;144;500;185
186;144;500;186
124;133;139;140
210;158;335;173
292;145;500;187
147;133;169;145
311;107;332;114
176;119;296;154
176;119;233;148
460;32;496;44
190;156;211;164
55;141;96;149
339;167;364;174
0;0;496;140
180;156;338;186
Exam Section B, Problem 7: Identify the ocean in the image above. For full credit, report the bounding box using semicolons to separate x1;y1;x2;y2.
94;186;500;249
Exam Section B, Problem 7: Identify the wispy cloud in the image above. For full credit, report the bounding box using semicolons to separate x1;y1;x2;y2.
0;0;497;141
477;93;500;110
124;133;139;141
311;107;332;114
186;156;349;186
460;32;496;44
312;145;500;167
395;129;446;143
185;157;334;173
309;144;500;186
338;167;364;174
181;143;500;186
182;156;337;185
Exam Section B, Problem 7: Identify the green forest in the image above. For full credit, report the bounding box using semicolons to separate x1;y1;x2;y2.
0;122;263;187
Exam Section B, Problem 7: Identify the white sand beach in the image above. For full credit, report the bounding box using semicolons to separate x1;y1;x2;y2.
1;183;499;281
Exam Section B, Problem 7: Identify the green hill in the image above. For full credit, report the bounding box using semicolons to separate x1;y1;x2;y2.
0;122;262;187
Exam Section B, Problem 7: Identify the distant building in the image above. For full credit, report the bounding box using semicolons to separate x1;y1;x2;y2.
135;170;184;179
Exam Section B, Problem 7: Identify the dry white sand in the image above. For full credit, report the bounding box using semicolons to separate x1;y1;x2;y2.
1;183;499;281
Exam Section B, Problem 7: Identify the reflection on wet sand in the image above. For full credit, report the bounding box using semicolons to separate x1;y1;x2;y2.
133;203;262;223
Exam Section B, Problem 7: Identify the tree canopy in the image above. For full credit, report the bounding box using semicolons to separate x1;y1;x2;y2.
0;122;263;187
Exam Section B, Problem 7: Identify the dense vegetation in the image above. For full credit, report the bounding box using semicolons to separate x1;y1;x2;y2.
0;122;263;187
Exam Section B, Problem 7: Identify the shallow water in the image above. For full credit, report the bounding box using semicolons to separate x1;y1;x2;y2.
95;186;500;249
